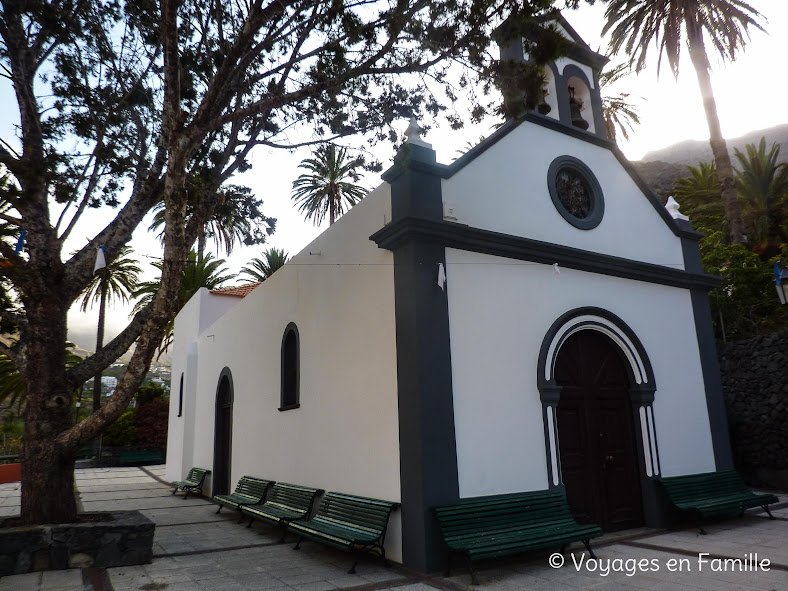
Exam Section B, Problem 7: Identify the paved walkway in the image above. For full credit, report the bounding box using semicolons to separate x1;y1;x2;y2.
0;467;785;591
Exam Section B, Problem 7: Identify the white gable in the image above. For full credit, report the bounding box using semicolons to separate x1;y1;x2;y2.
441;121;685;270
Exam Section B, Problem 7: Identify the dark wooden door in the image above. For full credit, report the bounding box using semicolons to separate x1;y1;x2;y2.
214;376;233;495
555;330;643;531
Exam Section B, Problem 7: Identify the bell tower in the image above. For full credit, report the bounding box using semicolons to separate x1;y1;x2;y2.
496;14;609;139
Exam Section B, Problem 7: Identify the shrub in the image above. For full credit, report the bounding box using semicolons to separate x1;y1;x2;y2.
103;410;137;447
135;382;167;407
135;398;169;450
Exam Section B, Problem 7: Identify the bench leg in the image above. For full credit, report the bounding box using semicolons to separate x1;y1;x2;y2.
763;505;775;520
294;537;303;550
236;512;245;524
278;527;288;543
560;544;567;554
216;505;222;514
583;540;597;560
467;556;479;586
246;516;254;528
381;547;390;568
348;554;359;575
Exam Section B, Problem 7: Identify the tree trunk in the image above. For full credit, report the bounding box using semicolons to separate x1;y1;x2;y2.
329;186;337;225
20;299;78;524
686;21;746;244
92;280;107;412
197;228;206;263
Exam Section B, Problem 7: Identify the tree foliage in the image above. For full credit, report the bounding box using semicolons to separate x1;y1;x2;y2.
699;229;788;341
132;250;232;354
733;138;788;257
240;247;289;283
599;60;641;142
135;382;166;407
603;0;764;244
292;144;367;226
149;183;276;260
135;397;169;451
0;0;590;524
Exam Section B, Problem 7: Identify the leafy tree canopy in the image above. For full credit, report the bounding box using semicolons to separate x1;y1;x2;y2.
0;0;592;524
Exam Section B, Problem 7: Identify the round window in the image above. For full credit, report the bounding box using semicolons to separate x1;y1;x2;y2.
547;156;604;230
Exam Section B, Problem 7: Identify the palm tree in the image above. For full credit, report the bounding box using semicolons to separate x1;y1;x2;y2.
149;183;275;262
603;0;764;244
599;61;641;142
80;246;141;412
132;251;233;354
291;144;367;226
734;138;788;257
673;161;727;232
240;248;289;283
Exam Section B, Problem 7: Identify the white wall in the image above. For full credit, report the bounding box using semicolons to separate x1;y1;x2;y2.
177;185;404;561
166;288;245;483
442;121;684;269
445;249;716;498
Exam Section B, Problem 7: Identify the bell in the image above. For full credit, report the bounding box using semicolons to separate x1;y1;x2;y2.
568;87;589;130
537;88;551;115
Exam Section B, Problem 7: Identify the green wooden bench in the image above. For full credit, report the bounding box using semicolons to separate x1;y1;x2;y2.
287;492;400;574
118;449;163;466
659;470;778;534
434;492;602;585
172;467;210;499
213;476;275;521
241;482;323;540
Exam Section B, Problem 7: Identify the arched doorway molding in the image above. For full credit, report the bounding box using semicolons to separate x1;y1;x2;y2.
213;366;234;496
537;308;660;493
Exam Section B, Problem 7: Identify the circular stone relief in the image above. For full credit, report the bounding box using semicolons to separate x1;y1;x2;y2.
547;156;604;230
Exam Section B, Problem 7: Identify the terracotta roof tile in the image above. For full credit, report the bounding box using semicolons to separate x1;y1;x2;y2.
209;283;260;298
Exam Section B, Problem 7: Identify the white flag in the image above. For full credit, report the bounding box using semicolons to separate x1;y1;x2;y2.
94;246;107;273
437;262;446;291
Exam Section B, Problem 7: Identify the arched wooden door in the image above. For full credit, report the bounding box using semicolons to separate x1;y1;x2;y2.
213;371;233;495
555;330;643;531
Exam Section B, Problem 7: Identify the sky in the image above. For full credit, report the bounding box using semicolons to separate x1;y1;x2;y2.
2;0;787;352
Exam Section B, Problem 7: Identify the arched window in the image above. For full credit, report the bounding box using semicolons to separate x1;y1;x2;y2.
177;373;184;417
280;323;300;411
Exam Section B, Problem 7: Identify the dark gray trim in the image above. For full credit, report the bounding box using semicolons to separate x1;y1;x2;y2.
386;143;460;573
279;322;300;411
536;308;656;394
678;222;734;470
535;308;664;528
547;155;605;230
371;217;720;292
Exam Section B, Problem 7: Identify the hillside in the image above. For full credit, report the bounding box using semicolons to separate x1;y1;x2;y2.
630;123;788;199
640;124;788;166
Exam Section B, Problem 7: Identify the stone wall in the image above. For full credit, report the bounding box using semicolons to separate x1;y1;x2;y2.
0;511;154;576
718;331;788;490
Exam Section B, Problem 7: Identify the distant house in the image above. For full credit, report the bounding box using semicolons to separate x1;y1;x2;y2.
165;17;730;573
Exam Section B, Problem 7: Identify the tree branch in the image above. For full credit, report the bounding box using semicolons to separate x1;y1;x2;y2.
65;303;153;390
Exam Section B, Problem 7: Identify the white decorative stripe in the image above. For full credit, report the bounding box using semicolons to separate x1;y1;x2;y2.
647;406;659;475
640;406;652;477
544;315;647;384
547;407;559;486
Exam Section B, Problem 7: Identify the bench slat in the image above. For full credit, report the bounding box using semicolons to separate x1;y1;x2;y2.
286;492;400;571
213;476;274;511
659;470;778;522
434;491;601;583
